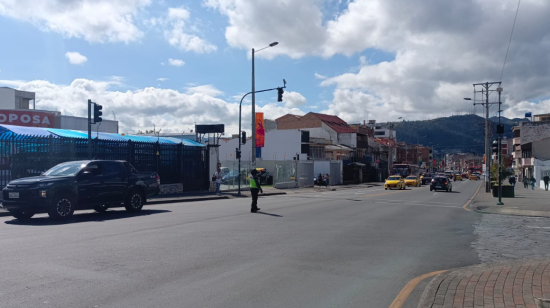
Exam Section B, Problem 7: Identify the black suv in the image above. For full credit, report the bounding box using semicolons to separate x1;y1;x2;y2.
2;160;160;220
430;176;453;192
421;173;433;185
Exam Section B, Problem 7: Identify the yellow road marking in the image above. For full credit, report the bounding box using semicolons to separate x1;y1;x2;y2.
389;270;448;308
462;183;482;211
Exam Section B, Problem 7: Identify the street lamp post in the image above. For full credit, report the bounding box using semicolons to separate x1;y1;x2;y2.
251;42;278;167
497;86;504;205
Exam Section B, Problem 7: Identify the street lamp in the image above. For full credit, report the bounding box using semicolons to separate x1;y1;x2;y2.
251;41;279;166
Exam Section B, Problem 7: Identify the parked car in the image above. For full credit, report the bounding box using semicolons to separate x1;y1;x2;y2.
2;160;160;220
385;175;405;190
405;176;421;187
430;176;453;192
421;173;433;185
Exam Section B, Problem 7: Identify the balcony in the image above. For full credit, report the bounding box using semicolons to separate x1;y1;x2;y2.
521;157;533;166
513;137;521;145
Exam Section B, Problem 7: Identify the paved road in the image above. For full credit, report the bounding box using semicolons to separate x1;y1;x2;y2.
0;180;482;308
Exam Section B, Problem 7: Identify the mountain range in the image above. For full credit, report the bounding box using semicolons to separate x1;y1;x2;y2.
389;114;527;156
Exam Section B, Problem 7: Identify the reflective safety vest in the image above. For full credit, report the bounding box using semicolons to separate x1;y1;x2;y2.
250;177;258;188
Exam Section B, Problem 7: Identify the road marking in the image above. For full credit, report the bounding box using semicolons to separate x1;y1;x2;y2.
462;183;482;212
389;270;447;308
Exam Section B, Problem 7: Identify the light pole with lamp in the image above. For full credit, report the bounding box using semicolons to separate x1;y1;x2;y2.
496;86;504;205
252;42;279;167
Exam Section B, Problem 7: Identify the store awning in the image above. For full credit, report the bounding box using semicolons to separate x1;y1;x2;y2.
0;124;204;146
0;124;57;138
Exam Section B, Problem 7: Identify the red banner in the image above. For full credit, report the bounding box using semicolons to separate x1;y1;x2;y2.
255;112;265;148
0;110;54;128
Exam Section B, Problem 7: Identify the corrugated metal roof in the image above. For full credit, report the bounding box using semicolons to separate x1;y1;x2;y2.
0;124;204;146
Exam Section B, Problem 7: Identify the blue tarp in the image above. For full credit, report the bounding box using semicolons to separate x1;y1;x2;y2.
0;124;57;138
0;124;204;147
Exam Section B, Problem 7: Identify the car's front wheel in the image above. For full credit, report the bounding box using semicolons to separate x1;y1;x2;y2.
125;190;144;212
10;210;35;220
48;194;75;219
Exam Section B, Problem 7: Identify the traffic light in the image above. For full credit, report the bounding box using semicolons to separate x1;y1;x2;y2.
277;87;284;102
496;124;504;134
492;140;498;154
93;103;103;123
236;148;241;159
241;131;246;145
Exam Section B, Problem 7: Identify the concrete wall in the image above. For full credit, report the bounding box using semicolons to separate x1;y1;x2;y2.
339;132;357;148
219;129;305;162
533;159;550;189
55;115;119;133
521;122;550;145
533;137;550;160
0;88;15;109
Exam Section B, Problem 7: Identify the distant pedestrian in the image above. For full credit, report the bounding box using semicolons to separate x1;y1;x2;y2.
325;173;330;187
523;176;529;189
508;176;516;187
214;168;222;195
544;173;550;191
249;169;263;213
530;176;537;190
317;173;323;187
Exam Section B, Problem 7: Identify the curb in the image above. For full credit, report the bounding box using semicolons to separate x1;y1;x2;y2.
147;196;230;205
416;259;550;308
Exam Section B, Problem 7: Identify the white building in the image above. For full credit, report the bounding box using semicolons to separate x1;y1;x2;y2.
0;87;118;133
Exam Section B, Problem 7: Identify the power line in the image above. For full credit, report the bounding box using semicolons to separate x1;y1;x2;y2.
499;0;521;82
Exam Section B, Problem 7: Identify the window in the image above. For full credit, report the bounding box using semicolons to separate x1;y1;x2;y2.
374;131;386;136
102;162;123;177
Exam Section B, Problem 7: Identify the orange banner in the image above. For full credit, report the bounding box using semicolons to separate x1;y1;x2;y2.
255;112;265;148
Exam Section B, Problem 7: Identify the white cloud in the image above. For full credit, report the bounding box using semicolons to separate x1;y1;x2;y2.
309;105;318;109
314;73;327;80
65;52;87;65
168;58;185;67
0;79;27;87
0;0;150;43
157;78;169;82
162;7;217;54
206;0;550;122
185;84;223;97
8;78;301;134
282;91;307;108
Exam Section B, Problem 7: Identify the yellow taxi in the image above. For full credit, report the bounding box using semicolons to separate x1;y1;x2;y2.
455;174;463;181
469;173;479;180
405;176;421;187
385;175;405;190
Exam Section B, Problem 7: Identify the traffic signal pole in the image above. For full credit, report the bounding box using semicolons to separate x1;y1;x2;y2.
237;84;286;195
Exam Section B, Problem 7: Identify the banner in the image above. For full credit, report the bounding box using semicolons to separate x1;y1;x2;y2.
0;109;54;128
255;112;265;148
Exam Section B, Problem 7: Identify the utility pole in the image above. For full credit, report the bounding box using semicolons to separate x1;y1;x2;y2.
88;99;92;159
251;48;256;167
471;82;501;193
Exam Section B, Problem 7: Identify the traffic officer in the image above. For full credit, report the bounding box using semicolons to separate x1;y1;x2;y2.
250;169;263;213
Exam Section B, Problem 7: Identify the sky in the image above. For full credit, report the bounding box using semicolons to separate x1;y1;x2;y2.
0;0;549;135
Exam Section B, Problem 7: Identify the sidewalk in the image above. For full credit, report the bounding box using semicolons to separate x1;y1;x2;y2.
473;184;550;218
418;259;550;308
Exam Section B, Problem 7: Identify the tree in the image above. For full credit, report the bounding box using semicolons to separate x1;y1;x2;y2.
490;157;513;182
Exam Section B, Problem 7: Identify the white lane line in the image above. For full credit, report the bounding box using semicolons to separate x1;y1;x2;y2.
374;201;462;209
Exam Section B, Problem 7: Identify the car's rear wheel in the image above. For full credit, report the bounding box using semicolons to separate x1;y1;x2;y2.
94;204;109;213
48;194;75;219
125;189;144;212
10;210;35;220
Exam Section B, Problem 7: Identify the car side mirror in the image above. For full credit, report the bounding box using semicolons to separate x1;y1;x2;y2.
79;170;93;180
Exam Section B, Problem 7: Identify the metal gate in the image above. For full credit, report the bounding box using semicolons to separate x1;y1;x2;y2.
330;161;342;185
273;161;297;189
298;161;314;187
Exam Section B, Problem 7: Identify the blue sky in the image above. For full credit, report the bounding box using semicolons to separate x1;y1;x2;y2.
0;0;394;112
0;0;548;134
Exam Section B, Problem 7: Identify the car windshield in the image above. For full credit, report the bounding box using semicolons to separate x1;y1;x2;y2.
388;176;400;180
43;162;87;176
406;176;416;179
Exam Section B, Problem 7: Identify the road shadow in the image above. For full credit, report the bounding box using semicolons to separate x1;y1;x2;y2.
256;211;283;217
4;209;171;226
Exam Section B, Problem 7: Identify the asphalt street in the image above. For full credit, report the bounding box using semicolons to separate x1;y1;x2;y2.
0;180;482;308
